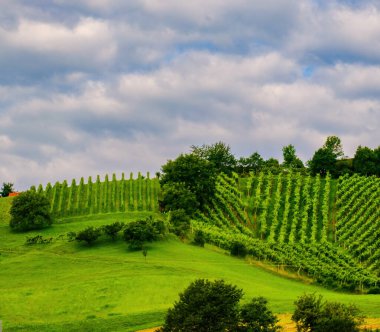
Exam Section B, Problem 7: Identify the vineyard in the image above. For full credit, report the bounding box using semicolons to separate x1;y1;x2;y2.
31;172;160;218
26;170;380;290
195;172;380;290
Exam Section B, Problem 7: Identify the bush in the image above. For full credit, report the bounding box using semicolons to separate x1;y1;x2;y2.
123;217;164;249
239;297;281;332
230;241;248;257
158;279;281;332
193;230;205;247
292;293;363;332
75;226;102;245
158;279;243;332
367;287;380;294
102;221;125;241
10;191;53;231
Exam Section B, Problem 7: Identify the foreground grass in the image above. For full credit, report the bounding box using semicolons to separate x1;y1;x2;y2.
0;208;379;331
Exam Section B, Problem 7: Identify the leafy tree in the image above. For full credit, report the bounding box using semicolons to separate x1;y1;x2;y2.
323;136;344;159
191;141;237;175
123;217;163;249
102;221;125;241
169;209;191;239
1;182;14;197
292;293;363;332
75;226;102;245
158;279;243;332
159;182;199;216
9;191;52;231
239;297;281;332
352;146;378;176
230;241;248;257
160;153;216;209
282;144;304;169
308;148;336;176
237;152;265;175
264;158;281;174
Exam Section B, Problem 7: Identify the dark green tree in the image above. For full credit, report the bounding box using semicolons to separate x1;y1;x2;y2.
352;146;378;176
282;144;304;169
158;279;243;332
159;182;199;215
75;226;102;245
9;191;52;231
160;153;216;209
123;217;163;249
191;141;236;175
308;148;336;176
1;182;14;197
193;230;205;247
237;152;265;174
292;293;363;332
239;297;281;332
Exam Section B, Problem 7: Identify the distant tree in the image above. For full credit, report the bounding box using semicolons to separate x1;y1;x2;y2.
191;141;237;175
237;152;265;175
323;136;344;159
75;226;102;245
160;153;216;209
292;293;363;332
264;158;281;174
239;297;281;332
282;144;304;169
158;279;243;332
352;146;378;176
159;182;199;216
9;191;52;231
308;148;336;176
1;182;14;197
102;222;125;241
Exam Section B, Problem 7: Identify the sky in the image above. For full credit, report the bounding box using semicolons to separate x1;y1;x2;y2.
1;0;379;190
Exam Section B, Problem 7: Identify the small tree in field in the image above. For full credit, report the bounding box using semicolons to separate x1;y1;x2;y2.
10;191;52;231
1;182;14;197
102;222;124;241
75;226;102;245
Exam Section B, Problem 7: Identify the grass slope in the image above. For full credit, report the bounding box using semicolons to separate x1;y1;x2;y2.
1;212;379;331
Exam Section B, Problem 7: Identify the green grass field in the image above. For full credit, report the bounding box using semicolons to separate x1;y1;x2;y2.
0;196;379;331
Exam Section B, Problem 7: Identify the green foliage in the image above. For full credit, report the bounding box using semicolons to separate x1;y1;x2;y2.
10;191;53;231
353;145;379;176
75;226;102;245
1;182;14;197
193;230;205;247
160;182;199;215
25;235;54;245
230;241;248;257
123;217;164;249
282;144;304;169
102;221;125;241
169;209;191;239
191;141;237;175
160;153;216;209
239;297;281;332
158;279;243;332
308;148;336;176
292;293;363;332
237;152;265;175
323;135;344;159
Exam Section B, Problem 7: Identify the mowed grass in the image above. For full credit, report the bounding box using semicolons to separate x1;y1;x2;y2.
0;199;379;331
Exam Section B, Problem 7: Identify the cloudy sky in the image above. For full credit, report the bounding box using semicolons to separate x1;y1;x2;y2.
1;0;379;189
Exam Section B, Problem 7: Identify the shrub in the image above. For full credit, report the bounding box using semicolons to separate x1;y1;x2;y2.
367;287;380;294
193;230;205;247
230;241;248;257
292;293;363;332
102;221;125;241
123;217;164;249
10;191;52;231
75;226;102;245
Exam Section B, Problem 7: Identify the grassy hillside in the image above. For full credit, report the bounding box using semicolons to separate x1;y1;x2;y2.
0;212;379;331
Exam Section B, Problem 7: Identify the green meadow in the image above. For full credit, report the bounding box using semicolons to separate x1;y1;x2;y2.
0;197;379;331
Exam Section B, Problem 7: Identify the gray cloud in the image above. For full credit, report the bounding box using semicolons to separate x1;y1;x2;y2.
0;0;379;189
